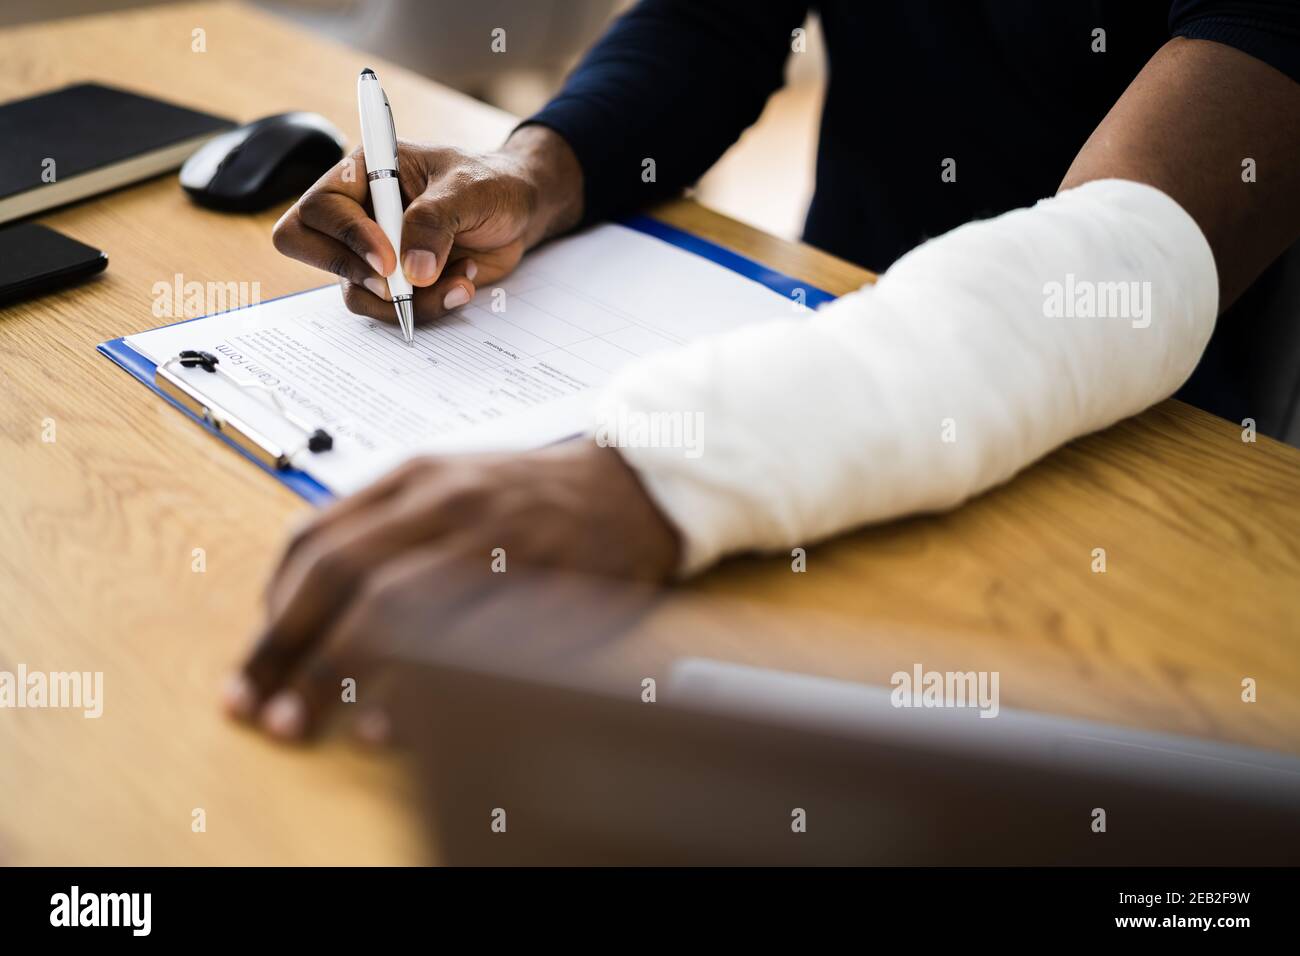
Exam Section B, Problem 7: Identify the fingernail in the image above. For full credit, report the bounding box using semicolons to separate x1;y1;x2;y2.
363;277;390;300
262;691;306;739
403;250;437;283
222;675;256;720
365;252;387;276
443;285;471;310
465;259;478;281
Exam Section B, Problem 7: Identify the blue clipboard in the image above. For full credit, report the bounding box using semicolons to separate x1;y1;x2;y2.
98;216;836;506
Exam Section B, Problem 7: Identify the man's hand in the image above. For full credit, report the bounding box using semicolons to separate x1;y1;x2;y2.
223;441;680;741
271;124;583;325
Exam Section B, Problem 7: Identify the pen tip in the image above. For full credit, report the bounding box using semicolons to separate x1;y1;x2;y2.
394;297;415;344
360;67;375;76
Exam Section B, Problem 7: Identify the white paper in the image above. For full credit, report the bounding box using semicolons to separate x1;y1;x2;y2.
125;223;796;494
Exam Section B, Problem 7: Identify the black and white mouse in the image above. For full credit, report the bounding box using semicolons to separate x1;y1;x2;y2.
180;111;346;212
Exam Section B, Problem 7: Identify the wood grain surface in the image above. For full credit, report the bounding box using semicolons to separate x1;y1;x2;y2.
1;1;1297;866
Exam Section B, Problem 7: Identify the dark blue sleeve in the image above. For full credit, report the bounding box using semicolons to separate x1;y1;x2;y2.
1170;0;1300;83
524;0;811;225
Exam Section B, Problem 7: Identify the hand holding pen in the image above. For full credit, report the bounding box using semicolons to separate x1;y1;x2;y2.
271;73;584;336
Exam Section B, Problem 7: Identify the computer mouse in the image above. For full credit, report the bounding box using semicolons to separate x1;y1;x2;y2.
180;111;346;212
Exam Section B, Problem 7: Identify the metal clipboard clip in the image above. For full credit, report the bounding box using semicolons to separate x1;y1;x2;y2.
155;350;333;470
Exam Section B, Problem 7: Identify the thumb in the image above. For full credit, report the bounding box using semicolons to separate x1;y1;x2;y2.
399;188;464;288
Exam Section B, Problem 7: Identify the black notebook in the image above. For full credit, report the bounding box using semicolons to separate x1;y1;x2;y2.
0;83;235;224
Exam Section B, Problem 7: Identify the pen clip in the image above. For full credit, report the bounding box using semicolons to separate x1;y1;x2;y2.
383;95;398;154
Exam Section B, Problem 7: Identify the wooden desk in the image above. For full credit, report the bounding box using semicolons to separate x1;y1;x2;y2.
2;1;1298;866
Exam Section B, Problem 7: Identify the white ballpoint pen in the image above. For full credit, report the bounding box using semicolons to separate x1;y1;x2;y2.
357;67;415;343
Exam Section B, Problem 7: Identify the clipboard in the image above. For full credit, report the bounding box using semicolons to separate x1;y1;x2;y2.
98;216;836;507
